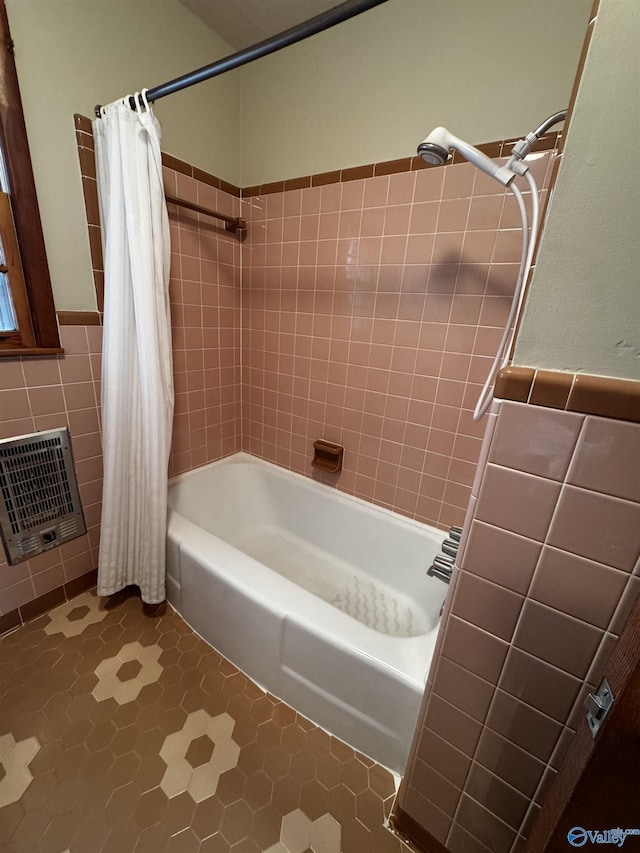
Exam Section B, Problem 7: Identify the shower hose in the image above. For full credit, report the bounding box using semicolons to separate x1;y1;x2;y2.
472;167;540;421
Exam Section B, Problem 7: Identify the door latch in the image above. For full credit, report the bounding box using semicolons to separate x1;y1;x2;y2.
585;678;614;737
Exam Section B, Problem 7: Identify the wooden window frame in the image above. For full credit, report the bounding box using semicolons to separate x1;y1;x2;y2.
0;0;61;356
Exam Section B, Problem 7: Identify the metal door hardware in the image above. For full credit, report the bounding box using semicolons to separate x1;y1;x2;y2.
585;678;614;737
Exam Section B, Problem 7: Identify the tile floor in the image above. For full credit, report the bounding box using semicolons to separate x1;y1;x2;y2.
0;590;414;853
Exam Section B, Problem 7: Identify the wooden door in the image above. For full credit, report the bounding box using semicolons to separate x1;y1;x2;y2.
525;593;640;851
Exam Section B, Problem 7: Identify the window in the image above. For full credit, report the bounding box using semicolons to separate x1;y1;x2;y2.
0;0;60;355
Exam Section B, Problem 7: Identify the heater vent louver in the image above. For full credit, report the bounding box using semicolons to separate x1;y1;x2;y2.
0;428;86;565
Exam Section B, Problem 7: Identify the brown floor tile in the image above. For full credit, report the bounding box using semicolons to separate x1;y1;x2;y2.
0;589;410;852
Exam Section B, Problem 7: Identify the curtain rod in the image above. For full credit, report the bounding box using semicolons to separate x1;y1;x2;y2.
95;0;388;116
165;195;246;235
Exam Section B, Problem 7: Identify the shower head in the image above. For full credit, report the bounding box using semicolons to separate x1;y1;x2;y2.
417;141;449;167
417;126;515;187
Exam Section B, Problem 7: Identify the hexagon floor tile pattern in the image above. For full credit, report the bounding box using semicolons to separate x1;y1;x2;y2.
0;590;413;853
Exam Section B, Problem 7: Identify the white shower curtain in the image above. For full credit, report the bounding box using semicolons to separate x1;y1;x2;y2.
93;93;173;604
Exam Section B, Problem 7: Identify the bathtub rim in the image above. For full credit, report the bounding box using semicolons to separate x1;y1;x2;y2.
168;450;446;548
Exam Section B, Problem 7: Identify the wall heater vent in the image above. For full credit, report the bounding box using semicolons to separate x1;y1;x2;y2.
0;427;86;565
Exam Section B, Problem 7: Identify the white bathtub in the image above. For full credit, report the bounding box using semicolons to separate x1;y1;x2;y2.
166;452;446;772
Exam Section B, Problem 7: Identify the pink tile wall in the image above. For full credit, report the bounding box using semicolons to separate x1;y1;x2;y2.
0;325;103;616
163;167;243;476
241;153;555;529
398;401;640;852
0;166;244;619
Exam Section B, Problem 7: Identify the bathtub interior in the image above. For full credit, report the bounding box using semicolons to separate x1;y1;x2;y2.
168;452;446;639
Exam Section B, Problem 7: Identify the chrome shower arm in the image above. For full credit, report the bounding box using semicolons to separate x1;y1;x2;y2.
508;109;568;166
533;109;568;138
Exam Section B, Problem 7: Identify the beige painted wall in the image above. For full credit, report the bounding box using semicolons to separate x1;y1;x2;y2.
239;0;591;187
9;0;593;312
7;0;240;311
514;0;640;380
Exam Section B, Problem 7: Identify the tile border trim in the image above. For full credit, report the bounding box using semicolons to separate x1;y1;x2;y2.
0;567;97;637
241;132;561;198
76;112;244;196
57;310;101;326
495;367;640;423
161;151;242;198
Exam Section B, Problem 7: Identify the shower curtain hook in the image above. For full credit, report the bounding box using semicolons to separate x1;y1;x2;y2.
140;88;151;112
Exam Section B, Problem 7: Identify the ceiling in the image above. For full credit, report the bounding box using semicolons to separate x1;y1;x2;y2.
179;0;341;50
